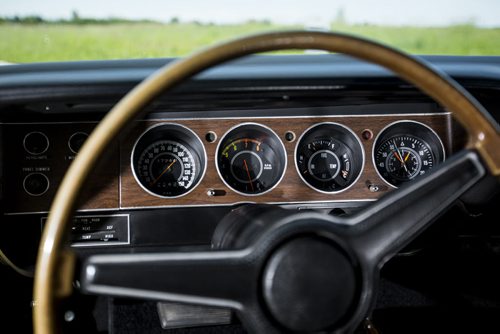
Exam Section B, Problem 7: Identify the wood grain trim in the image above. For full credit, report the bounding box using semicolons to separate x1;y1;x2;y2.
120;114;451;208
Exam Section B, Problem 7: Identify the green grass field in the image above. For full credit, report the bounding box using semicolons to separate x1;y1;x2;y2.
0;22;499;63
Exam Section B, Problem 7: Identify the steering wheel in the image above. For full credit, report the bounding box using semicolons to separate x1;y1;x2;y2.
33;31;500;333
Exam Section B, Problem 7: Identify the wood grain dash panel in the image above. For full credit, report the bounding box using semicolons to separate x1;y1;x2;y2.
120;114;451;208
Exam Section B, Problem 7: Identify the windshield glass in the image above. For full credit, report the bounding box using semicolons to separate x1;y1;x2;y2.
1;0;499;63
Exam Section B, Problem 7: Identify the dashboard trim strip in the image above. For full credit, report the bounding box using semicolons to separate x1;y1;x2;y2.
0;112;451;125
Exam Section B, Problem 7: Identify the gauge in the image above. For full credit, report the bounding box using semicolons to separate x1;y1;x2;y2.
295;123;364;193
373;121;445;187
216;123;286;195
132;123;206;198
136;140;197;196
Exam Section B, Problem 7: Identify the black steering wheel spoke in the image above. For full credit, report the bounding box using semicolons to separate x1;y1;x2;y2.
347;149;486;268
79;238;301;333
81;249;258;310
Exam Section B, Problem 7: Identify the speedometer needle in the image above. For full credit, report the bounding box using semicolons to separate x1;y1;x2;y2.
150;159;177;186
243;159;254;192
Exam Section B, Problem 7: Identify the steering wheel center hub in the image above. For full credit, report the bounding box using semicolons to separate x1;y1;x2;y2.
262;236;358;332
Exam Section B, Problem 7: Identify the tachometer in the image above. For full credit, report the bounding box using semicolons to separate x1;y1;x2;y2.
216;123;286;196
373;121;445;187
132;123;206;198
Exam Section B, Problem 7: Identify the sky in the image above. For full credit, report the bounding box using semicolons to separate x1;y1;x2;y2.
1;0;500;27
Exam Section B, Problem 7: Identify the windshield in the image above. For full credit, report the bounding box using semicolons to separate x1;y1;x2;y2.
1;0;499;63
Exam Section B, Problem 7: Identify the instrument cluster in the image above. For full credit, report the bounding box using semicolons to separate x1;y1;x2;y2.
2;113;449;214
130;119;446;199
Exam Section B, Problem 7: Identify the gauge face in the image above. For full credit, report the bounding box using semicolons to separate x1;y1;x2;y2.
374;135;434;186
136;140;197;197
132;124;206;198
217;124;286;195
373;121;445;187
296;123;364;193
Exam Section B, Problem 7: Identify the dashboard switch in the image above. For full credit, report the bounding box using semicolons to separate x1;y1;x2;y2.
69;215;129;247
207;189;226;197
68;132;88;154
23;131;49;155
23;173;49;196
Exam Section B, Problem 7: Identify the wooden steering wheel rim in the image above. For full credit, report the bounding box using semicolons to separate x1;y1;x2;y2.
33;30;500;333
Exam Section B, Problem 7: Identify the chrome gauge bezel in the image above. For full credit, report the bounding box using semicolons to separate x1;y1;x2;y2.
294;122;365;194
372;120;446;188
131;123;207;199
215;122;288;197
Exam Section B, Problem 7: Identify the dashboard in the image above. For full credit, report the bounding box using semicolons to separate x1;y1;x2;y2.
2;110;450;214
0;54;499;334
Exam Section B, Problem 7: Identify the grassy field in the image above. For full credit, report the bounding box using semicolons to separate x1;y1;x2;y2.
0;22;499;63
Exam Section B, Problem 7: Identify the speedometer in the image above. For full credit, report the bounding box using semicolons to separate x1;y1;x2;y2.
132;123;206;198
136;140;197;197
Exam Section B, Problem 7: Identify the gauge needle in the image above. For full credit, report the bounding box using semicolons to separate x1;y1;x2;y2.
401;152;412;176
393;140;404;160
392;150;404;163
392;140;411;175
243;159;254;192
393;151;410;175
150;159;177;186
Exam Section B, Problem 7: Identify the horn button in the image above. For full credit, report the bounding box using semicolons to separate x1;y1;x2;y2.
262;236;358;332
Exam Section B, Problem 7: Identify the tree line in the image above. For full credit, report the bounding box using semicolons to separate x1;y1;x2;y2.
0;12;158;25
